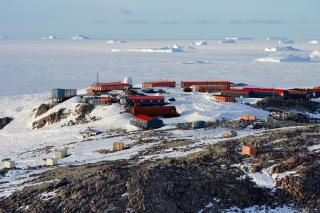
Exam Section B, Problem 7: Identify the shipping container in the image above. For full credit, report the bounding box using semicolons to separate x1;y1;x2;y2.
240;115;257;121
212;95;235;103
52;88;77;102
142;81;176;88
181;81;231;89
130;115;163;129
192;120;206;129
99;97;114;103
190;84;229;93
127;96;166;106
242;146;257;155
131;106;178;117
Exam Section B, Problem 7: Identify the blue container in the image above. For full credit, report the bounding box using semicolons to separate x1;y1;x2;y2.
192;120;206;129
130;118;163;129
52;89;65;101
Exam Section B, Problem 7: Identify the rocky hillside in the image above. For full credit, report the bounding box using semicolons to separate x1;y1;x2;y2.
1;125;319;212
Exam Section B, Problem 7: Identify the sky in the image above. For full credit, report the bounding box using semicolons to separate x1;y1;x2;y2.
0;0;319;39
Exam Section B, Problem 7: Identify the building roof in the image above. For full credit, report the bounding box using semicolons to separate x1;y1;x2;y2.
143;80;176;84
133;115;155;122
93;82;128;86
128;96;164;101
181;81;231;84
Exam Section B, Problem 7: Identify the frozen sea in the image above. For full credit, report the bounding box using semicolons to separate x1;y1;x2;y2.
0;39;319;96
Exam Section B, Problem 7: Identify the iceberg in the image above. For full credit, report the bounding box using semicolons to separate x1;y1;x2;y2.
107;40;127;44
41;35;56;40
310;50;320;59
266;37;287;41
219;38;236;44
309;40;319;44
192;40;208;46
279;39;294;45
70;34;90;40
111;44;185;53
265;46;300;52
257;51;311;63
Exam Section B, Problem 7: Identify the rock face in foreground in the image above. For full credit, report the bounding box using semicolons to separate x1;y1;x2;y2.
32;109;65;129
1;125;320;212
0;117;13;129
35;103;55;117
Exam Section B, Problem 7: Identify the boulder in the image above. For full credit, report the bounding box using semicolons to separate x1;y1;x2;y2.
0;117;13;129
35;104;54;117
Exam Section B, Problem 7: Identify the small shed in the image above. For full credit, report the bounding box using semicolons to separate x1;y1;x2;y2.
46;158;58;166
55;148;68;159
113;142;125;151
192;121;206;129
3;160;15;169
242;145;257;156
240;115;257;121
130;115;163;129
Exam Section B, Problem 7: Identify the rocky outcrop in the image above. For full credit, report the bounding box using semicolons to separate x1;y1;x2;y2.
0;117;13;129
35;104;55;117
75;103;94;116
32;109;65;129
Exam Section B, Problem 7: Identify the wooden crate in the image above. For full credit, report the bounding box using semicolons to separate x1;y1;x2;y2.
46;158;58;166
113;142;125;151
55;148;68;159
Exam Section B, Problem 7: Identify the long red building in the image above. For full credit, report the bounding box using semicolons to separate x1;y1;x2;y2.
181;81;231;89
142;81;176;88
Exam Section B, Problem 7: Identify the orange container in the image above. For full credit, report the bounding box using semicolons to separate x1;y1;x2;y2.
240;115;256;121
242;146;257;155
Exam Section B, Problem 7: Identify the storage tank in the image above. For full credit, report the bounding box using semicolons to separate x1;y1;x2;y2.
123;76;132;86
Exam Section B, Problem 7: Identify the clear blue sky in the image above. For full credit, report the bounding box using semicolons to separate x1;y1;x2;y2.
0;0;319;39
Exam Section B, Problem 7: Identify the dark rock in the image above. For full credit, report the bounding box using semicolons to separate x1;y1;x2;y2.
0;117;13;129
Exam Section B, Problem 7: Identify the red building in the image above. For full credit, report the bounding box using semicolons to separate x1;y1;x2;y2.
142;81;176;88
181;81;231;89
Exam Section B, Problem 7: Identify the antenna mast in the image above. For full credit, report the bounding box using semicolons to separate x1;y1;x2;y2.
96;72;100;84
